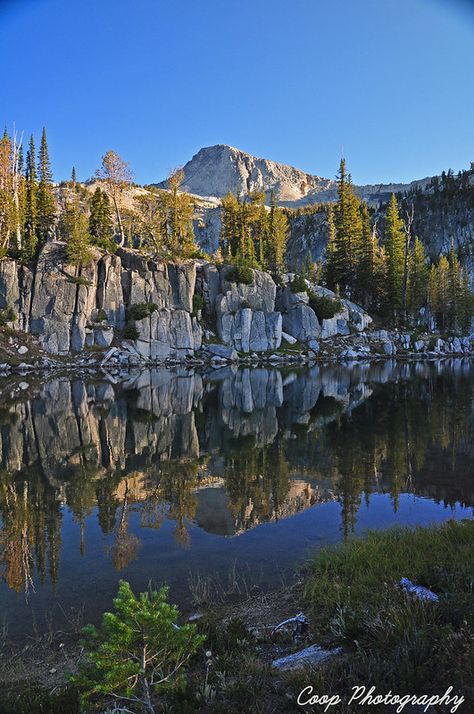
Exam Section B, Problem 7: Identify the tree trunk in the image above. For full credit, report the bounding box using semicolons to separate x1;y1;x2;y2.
113;193;125;248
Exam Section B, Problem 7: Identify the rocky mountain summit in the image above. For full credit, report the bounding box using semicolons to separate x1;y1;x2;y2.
156;144;432;206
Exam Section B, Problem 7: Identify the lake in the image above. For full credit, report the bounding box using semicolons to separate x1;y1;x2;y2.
0;360;472;639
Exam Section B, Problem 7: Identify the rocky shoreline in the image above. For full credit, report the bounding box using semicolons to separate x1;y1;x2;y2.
1;241;473;377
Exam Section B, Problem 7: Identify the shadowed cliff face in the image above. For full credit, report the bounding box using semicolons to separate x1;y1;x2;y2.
0;361;473;636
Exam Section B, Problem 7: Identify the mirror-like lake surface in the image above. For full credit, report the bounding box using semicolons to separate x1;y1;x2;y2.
0;361;473;639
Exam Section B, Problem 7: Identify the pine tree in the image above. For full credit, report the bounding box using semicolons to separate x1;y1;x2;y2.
324;204;338;290
220;191;240;259
447;242;462;330
431;255;450;330
407;237;428;319
267;202;288;275
158;168;196;257
23;134;38;260
89;187;114;250
0;130;13;256
333;160;362;295
356;202;376;308
71;166;77;186
62;190;93;267
459;269;473;333
36;127;56;242
384;194;405;322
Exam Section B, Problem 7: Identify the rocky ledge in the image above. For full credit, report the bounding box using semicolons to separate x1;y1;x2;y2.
0;242;473;374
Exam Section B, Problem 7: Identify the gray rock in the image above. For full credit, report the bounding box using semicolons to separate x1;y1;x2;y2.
17;345;28;355
308;339;320;353
94;327;114;348
272;644;342;671
414;340;425;352
205;343;238;361
282;304;320;343
281;331;297;345
382;341;396;356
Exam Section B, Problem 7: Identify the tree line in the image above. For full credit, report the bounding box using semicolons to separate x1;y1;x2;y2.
0;127;204;266
322;159;473;331
0;126;472;331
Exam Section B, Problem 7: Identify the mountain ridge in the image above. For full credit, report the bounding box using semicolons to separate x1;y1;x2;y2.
155;143;436;206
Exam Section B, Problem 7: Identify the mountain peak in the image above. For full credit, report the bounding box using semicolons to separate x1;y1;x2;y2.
156;144;325;202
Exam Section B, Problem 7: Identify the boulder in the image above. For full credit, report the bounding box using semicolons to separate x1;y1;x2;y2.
205;344;238;361
281;331;297;345
282;304;320;343
94;327;114;348
382;341;396;356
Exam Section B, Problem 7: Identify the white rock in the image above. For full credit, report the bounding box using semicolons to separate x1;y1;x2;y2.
281;331;297;345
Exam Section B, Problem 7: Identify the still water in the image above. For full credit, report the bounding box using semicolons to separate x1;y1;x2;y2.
0;360;472;638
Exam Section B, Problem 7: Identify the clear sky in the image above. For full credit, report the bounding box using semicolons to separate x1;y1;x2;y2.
1;0;473;185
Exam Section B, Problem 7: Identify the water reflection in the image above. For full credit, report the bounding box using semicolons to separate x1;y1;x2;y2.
0;360;472;613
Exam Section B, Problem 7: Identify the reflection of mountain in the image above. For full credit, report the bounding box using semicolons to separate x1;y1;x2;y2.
0;360;474;593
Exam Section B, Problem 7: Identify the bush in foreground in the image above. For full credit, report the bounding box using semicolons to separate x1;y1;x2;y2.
72;580;205;714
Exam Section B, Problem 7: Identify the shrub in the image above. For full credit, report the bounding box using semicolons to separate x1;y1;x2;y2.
72;580;205;712
308;291;342;320
94;308;108;323
0;305;16;325
128;302;158;321
67;275;92;287
123;321;139;340
192;294;204;316
225;264;254;285
289;274;307;293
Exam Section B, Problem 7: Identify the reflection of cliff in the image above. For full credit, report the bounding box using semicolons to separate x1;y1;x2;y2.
1;360;474;593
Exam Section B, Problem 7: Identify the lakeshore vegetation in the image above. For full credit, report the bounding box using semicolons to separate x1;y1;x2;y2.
1;520;472;713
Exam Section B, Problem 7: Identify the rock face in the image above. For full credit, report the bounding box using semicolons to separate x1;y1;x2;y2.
213;267;282;353
0;243;204;357
155;144;431;207
0;242;374;359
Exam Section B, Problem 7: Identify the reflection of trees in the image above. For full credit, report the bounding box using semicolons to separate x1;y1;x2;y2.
223;436;290;529
0;470;62;594
1;366;474;594
109;480;142;571
143;460;200;548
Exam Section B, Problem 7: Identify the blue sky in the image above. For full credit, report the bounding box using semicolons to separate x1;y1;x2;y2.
1;0;473;185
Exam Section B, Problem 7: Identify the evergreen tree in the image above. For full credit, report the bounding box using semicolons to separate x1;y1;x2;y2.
459;269;474;333
447;242;462;330
384;194;405;321
23;134;38;260
267;197;288;275
333;160;362;295
158;168;196;257
356;202;376;308
220;191;240;259
430;255;450;330
62;191;93;266
0;130;13;256
324;204;338;290
71;166;77;186
89;187;114;250
36;127;56;242
407;237;428;319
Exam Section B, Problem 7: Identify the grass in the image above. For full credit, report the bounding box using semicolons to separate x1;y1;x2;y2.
301;520;474;701
1;522;472;712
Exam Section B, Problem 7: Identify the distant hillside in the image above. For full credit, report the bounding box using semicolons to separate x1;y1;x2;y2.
154;144;434;206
